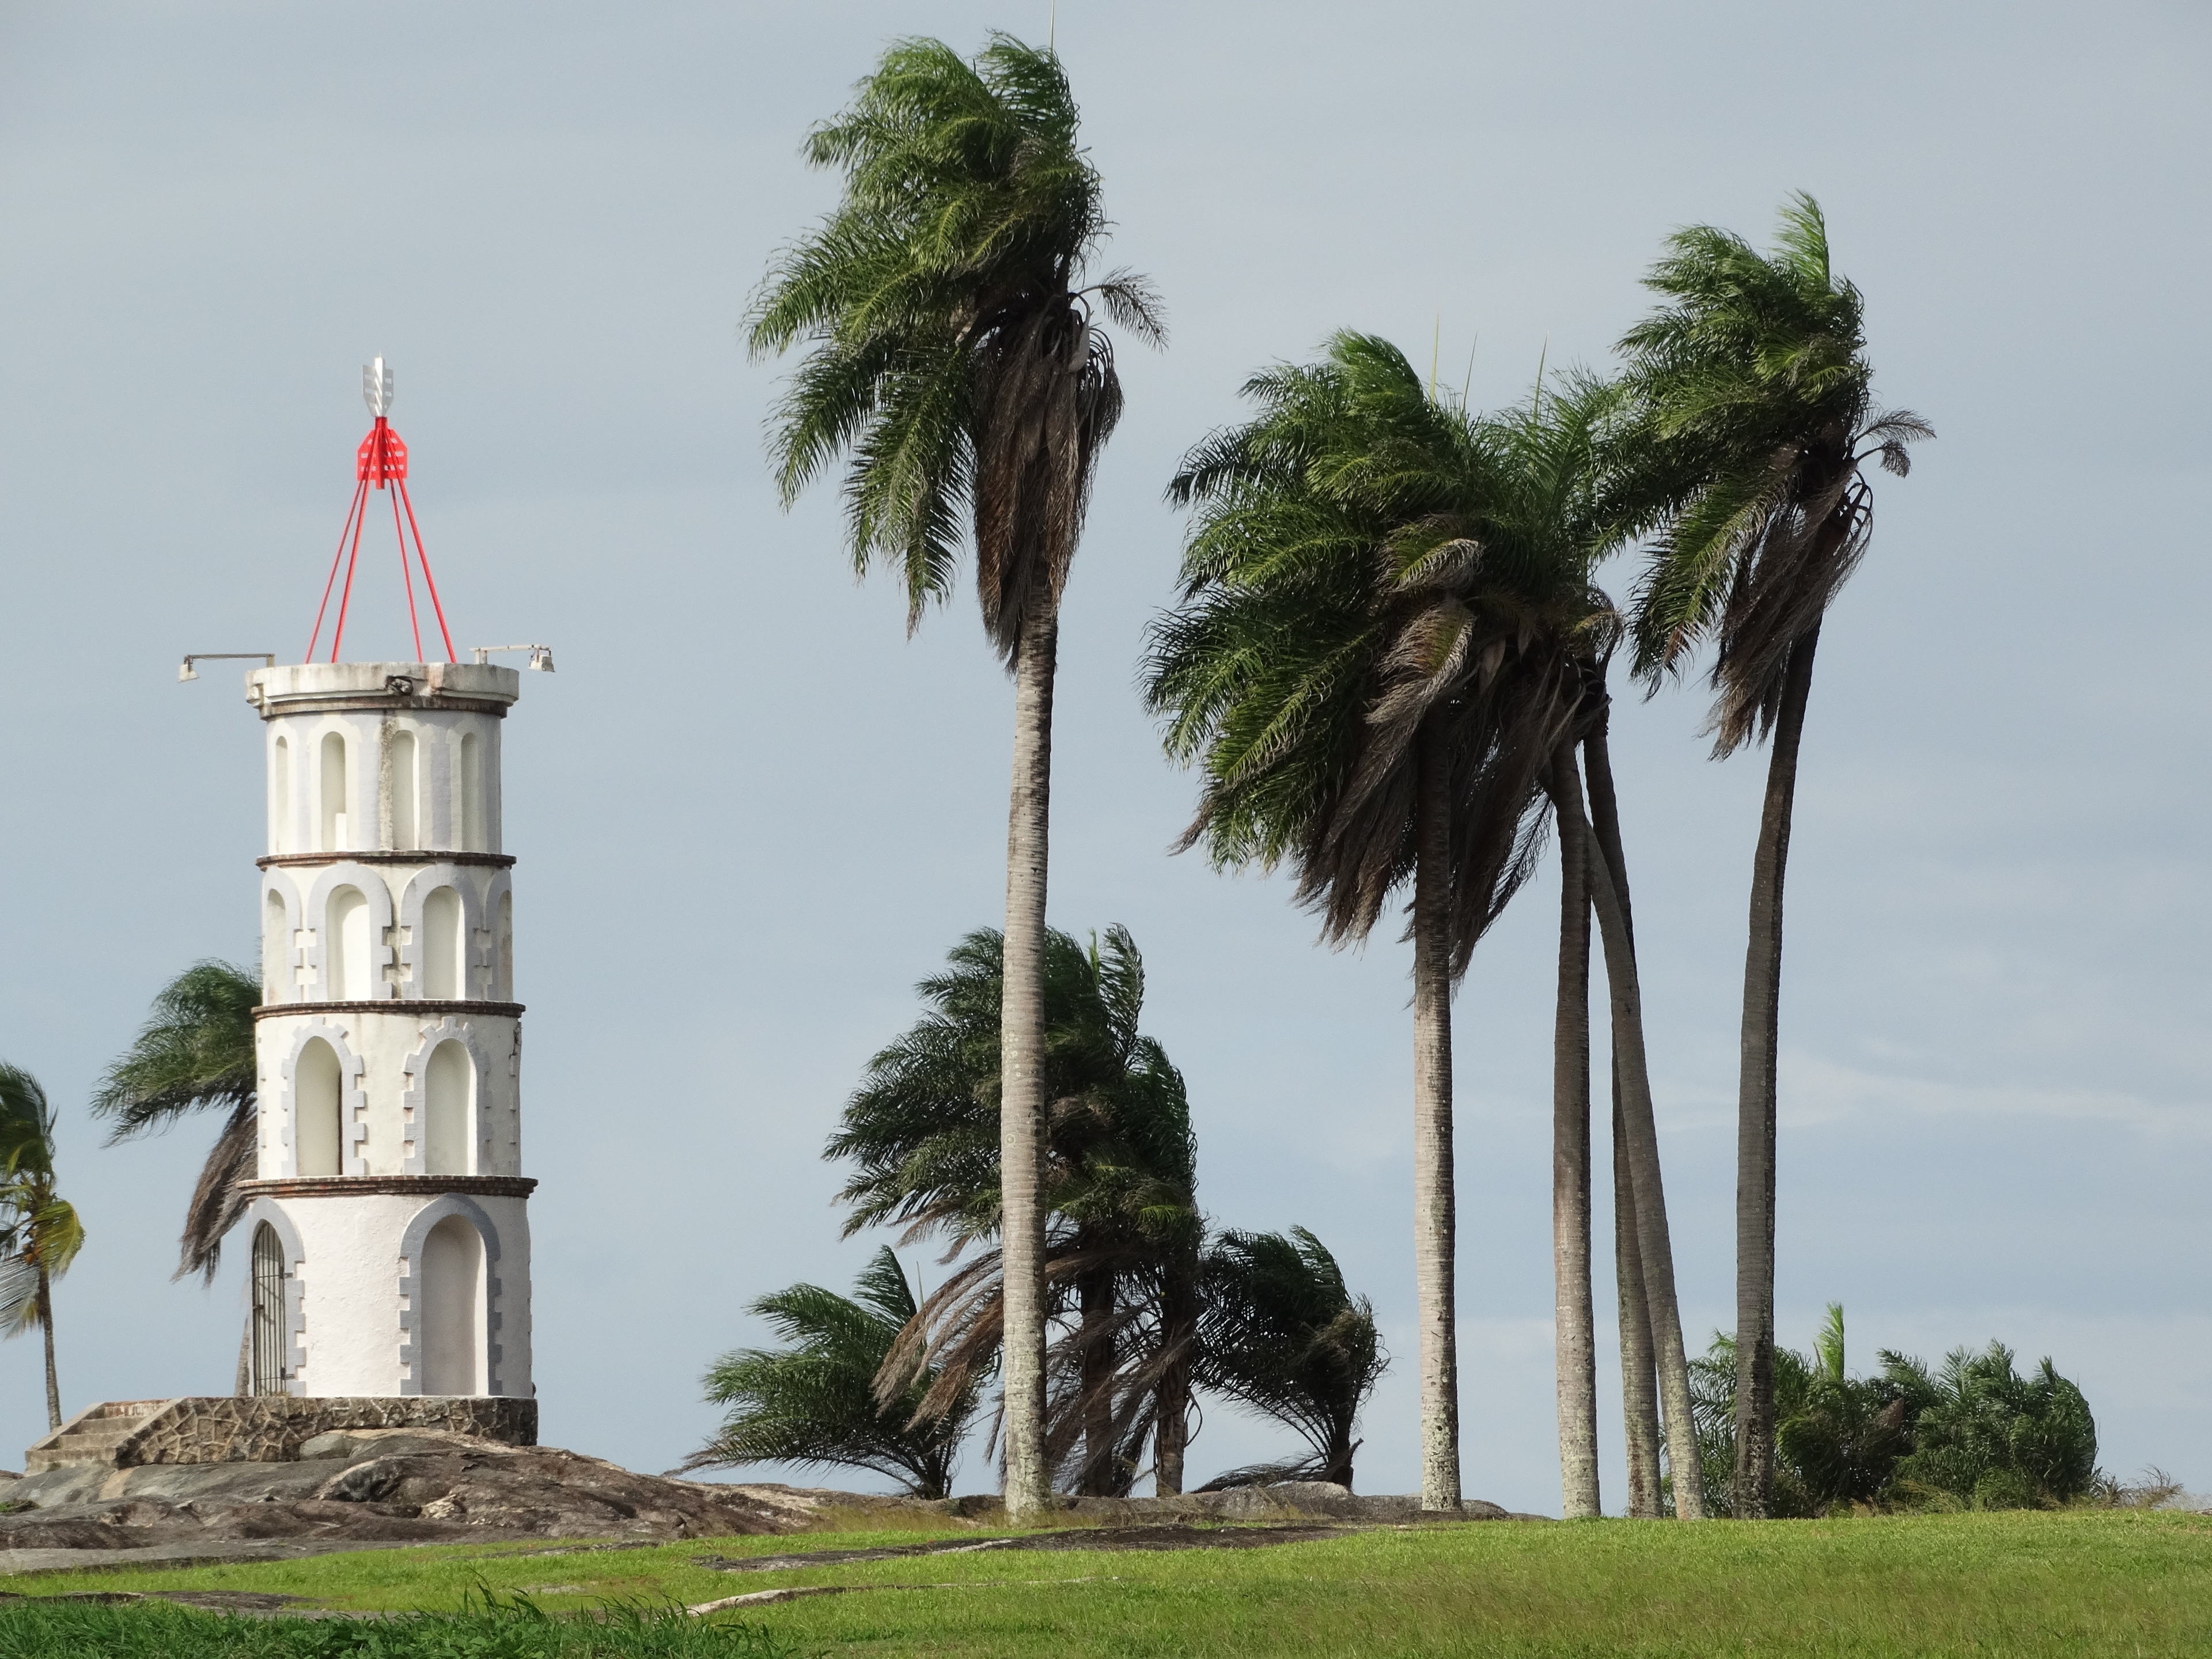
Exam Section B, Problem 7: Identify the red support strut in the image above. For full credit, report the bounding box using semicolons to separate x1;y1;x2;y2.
308;362;457;665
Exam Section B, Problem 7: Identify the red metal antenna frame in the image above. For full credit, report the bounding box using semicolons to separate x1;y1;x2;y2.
305;391;457;665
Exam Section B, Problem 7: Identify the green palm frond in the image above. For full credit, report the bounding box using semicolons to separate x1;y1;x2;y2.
685;1247;978;1498
0;1062;82;1338
750;33;1158;657
1146;331;1613;974
829;924;1201;1494
1609;194;1930;753
1195;1227;1384;1488
90;960;260;1281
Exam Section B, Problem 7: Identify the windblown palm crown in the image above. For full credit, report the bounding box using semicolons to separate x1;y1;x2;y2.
1613;192;1930;752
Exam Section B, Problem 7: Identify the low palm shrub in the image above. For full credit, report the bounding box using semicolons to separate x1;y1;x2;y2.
1679;1307;2098;1514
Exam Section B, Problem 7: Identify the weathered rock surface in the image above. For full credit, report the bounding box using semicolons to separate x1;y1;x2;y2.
0;1450;1538;1575
0;1433;806;1565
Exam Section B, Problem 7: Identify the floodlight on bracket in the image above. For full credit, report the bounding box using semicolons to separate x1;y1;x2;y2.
179;652;276;683
472;643;556;672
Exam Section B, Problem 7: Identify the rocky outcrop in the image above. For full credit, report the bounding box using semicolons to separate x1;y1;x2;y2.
25;1397;538;1473
0;1431;798;1558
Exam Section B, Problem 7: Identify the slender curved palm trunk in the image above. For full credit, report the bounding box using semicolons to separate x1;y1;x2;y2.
37;1269;59;1431
1561;776;1704;1520
1584;722;1662;1516
1547;748;1600;1520
1611;1092;1664;1516
1411;726;1461;1513
999;604;1058;1518
1732;623;1820;1520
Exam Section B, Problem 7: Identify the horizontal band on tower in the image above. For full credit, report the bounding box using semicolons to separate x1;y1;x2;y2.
256;852;517;869
255;696;512;719
237;1176;537;1200
253;1000;525;1020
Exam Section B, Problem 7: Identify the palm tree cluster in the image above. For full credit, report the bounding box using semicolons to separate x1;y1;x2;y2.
748;29;1931;1518
1686;1307;2099;1515
692;926;1386;1498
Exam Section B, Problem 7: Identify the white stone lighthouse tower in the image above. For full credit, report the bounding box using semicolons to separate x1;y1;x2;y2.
234;658;535;1422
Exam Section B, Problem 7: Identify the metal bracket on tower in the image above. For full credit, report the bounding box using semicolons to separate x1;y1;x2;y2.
179;652;276;683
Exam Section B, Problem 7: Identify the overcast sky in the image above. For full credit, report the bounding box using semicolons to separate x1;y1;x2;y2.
0;1;2205;1513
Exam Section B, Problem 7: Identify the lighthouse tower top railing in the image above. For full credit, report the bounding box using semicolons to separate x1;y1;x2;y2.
247;661;522;718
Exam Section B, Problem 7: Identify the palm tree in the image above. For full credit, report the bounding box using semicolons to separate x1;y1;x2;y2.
90;961;259;1285
683;1247;980;1499
0;1063;87;1431
828;925;1201;1497
1194;1228;1385;1490
1146;334;1593;1511
748;35;1161;1518
1610;194;1930;1517
1478;373;1705;1519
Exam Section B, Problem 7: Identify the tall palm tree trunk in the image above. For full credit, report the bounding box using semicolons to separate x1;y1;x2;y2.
1411;725;1461;1513
1611;1092;1664;1516
36;1268;59;1431
1547;747;1600;1520
1732;622;1820;1520
1562;779;1705;1520
999;604;1059;1519
236;1305;252;1397
1583;719;1663;1516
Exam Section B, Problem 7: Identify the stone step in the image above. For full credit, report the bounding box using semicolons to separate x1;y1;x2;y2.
23;1400;177;1472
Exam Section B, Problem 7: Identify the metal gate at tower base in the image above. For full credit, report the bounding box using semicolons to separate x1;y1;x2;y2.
250;1221;288;1396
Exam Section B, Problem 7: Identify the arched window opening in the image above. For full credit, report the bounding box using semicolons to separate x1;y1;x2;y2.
263;891;289;1002
422;887;463;999
390;730;418;852
319;732;349;853
326;887;371;1001
423;1041;471;1176
419;1215;486;1396
495;892;514;1001
271;736;290;854
295;1039;342;1178
250;1222;290;1395
459;732;484;853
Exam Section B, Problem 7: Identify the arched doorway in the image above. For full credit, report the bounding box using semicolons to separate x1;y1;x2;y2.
249;1222;289;1395
419;1214;486;1395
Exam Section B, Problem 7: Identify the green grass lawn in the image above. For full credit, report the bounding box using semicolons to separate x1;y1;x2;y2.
2;1511;2209;1656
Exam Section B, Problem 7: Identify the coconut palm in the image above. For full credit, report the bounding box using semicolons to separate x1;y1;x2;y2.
748;34;1161;1517
1610;194;1931;1517
0;1063;87;1431
1194;1228;1385;1490
683;1247;980;1499
1147;333;1602;1510
829;925;1201;1497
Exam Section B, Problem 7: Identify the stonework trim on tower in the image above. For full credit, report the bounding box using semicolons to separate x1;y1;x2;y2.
268;1021;370;1179
395;1195;510;1397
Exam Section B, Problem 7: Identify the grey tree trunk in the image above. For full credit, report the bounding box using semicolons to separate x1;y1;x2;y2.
998;603;1059;1520
235;1304;252;1397
37;1268;59;1432
1411;725;1461;1513
1582;721;1662;1516
1560;777;1705;1520
1612;1092;1664;1516
1546;747;1600;1520
1732;623;1821;1520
